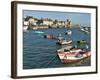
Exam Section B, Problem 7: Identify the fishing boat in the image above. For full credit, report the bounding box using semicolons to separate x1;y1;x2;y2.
77;40;87;44
44;34;57;39
84;30;90;34
57;49;91;63
80;28;90;34
56;40;72;45
57;34;63;40
81;28;85;31
65;30;72;35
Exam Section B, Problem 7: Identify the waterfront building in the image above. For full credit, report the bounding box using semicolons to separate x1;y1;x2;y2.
65;19;72;28
42;18;53;26
23;21;29;31
57;21;65;26
28;18;38;25
24;21;29;26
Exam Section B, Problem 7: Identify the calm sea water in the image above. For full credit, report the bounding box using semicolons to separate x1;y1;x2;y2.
23;28;91;69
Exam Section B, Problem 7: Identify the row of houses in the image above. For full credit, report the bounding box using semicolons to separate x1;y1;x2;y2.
23;16;72;30
24;17;65;26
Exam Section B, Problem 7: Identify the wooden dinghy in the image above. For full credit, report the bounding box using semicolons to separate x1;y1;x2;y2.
57;49;91;63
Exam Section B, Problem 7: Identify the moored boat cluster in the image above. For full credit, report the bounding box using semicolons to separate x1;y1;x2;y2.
43;28;90;63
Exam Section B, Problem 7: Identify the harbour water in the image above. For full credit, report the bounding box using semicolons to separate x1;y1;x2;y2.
23;28;91;69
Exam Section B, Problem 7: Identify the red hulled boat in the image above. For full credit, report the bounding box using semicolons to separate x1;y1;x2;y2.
57;49;91;63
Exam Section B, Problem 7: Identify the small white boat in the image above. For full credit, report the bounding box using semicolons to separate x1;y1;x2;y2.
57;34;63;40
80;28;90;34
84;30;89;34
81;28;85;31
65;30;72;35
57;40;72;45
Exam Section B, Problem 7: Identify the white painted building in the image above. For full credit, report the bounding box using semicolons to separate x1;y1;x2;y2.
57;21;65;26
29;18;38;25
43;20;53;26
24;21;29;26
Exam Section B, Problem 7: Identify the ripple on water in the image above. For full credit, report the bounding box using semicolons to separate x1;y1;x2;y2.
23;28;91;69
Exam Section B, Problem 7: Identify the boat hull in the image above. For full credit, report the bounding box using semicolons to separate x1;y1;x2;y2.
60;56;90;63
56;40;72;45
57;50;91;63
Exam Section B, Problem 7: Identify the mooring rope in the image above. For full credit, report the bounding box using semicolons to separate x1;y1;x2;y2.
44;55;58;68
